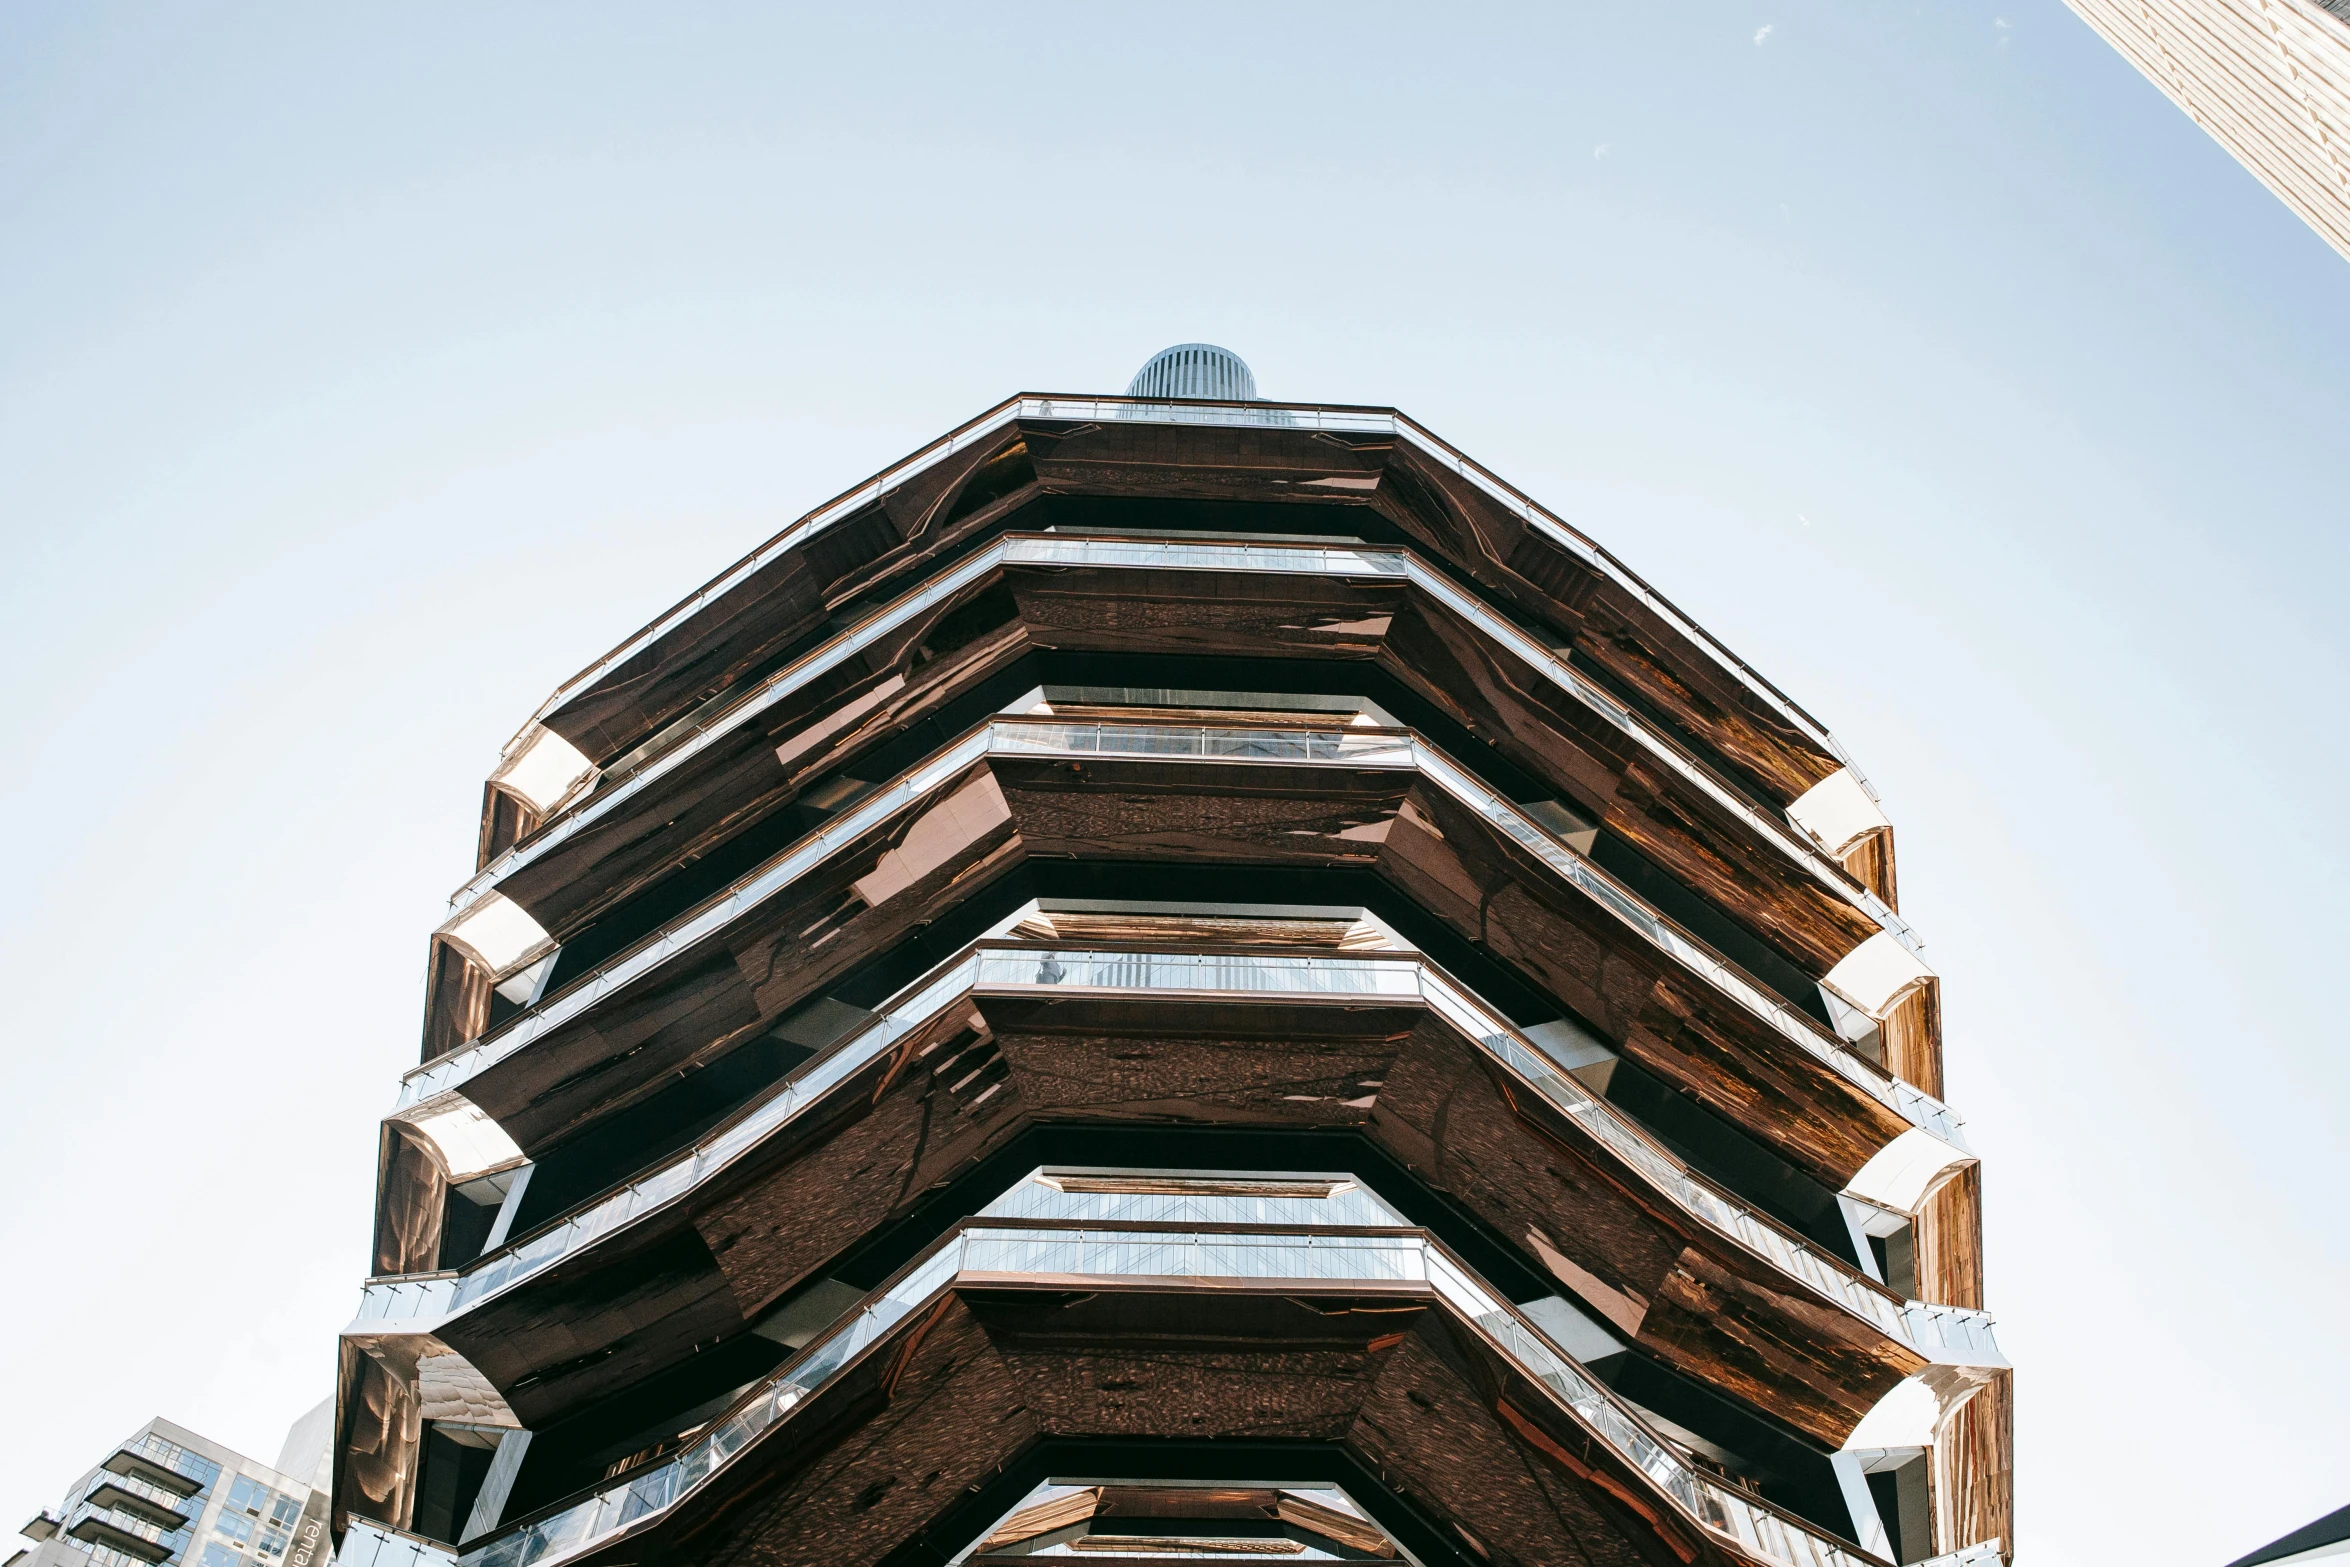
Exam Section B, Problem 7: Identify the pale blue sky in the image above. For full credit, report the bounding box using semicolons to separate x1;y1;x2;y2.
2;7;2344;1565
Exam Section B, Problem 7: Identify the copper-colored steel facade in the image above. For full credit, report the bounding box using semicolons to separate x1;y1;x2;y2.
337;390;2011;1567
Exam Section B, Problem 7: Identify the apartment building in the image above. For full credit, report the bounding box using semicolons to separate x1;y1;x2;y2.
15;1414;329;1567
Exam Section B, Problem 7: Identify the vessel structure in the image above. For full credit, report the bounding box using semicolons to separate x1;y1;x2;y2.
335;347;2011;1567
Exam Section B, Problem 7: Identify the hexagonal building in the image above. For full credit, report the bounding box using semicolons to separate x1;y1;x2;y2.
334;350;2010;1567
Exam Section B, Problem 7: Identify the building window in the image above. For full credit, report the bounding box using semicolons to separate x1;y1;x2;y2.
219;1481;276;1522
252;1515;295;1562
131;1438;221;1497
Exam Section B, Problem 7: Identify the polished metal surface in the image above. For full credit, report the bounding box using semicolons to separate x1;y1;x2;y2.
344;368;2006;1567
457;1216;1883;1567
1125;343;1259;401
357;940;1993;1368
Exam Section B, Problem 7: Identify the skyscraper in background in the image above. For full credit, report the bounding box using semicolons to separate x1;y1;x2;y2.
2064;0;2350;261
335;348;2010;1567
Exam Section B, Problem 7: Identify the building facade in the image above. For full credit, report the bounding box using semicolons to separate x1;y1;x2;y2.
14;1415;331;1567
336;347;2011;1567
2064;0;2350;262
2222;1503;2350;1567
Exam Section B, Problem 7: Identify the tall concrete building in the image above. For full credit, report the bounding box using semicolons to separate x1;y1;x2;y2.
2064;0;2350;261
337;348;2010;1567
14;1414;331;1567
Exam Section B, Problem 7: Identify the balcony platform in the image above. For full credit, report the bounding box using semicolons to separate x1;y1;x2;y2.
78;1485;189;1533
99;1450;203;1498
66;1517;173;1563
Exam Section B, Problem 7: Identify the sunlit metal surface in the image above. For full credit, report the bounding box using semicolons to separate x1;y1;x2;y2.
407;719;1955;1151
453;532;1913;957
454;1218;1895;1567
357;941;1992;1365
348;368;2006;1563
513;396;1857;784
1126;343;1259;401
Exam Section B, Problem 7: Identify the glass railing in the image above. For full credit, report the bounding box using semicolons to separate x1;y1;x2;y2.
458;1221;1886;1567
63;1540;173;1567
400;728;996;1109
1026;396;1849;768
68;1506;171;1548
988;722;1944;1138
1386;552;1911;950
120;1435;218;1492
1394;741;1954;1143
87;1473;193;1522
58;1531;179;1567
969;945;1423;996
523;394;1849;792
1917;1544;2004;1567
457;530;1910;957
349;1271;457;1324
977;1167;1408;1229
337;1521;456;1567
988;717;1417;767
1404;965;1917;1348
1898;1302;2006;1364
409;718;1956;1148
362;942;1998;1369
1005;530;1403;577
376;945;993;1317
453;544;1016;914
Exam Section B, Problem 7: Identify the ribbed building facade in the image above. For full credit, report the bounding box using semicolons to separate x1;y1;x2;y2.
335;350;2011;1567
2065;0;2350;262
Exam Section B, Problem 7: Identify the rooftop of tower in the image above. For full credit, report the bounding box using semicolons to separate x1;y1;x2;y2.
1126;342;1257;401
